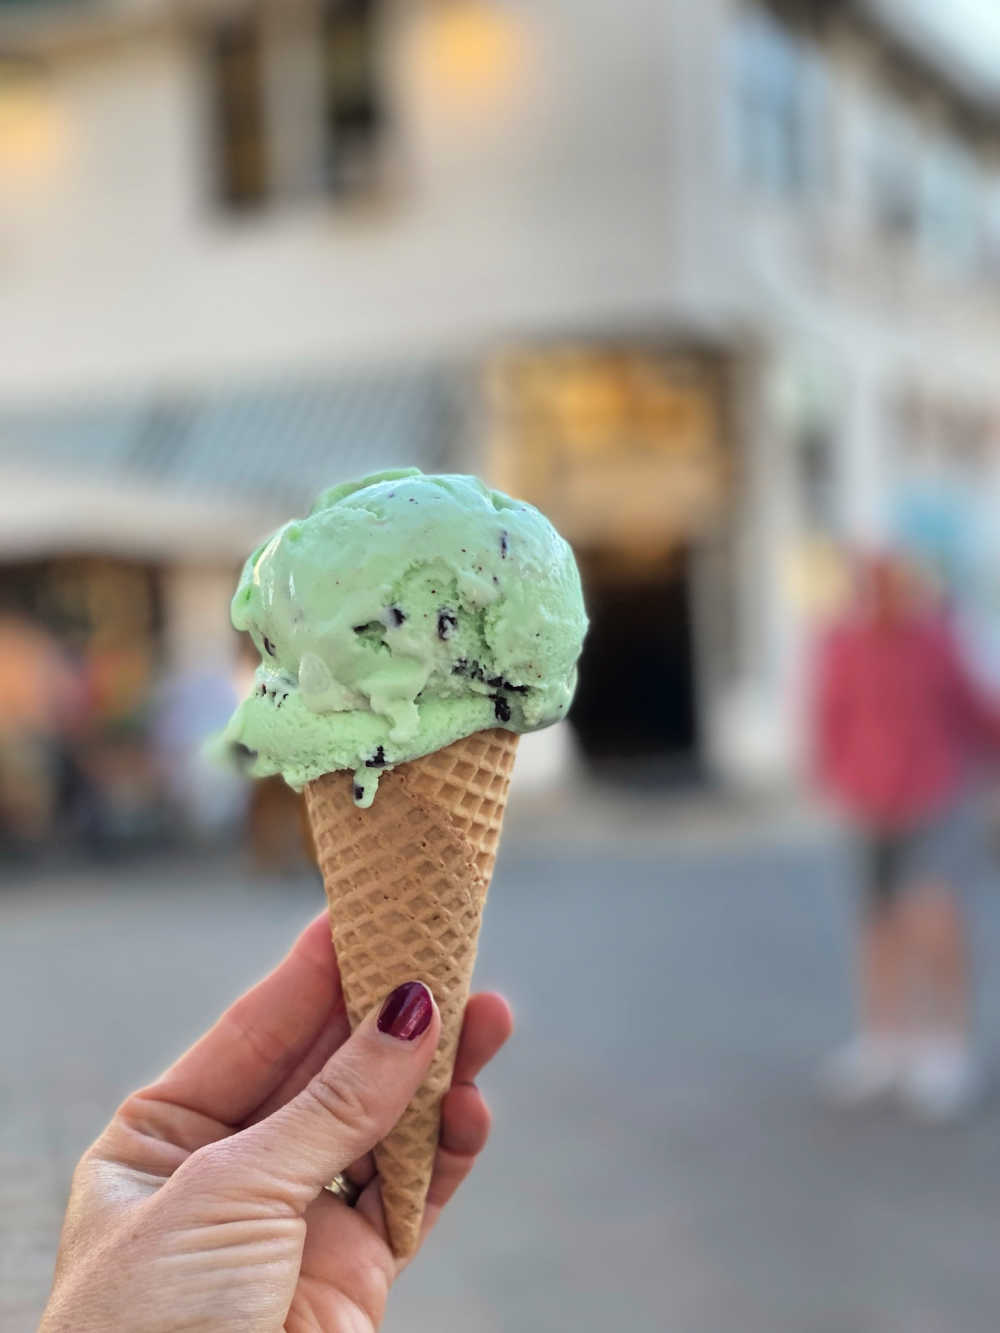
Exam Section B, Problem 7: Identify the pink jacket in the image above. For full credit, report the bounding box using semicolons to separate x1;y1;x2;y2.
814;614;1000;829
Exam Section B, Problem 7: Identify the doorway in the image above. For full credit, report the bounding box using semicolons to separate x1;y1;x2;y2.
570;548;698;781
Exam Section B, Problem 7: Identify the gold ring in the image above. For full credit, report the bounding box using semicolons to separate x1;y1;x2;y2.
323;1172;361;1207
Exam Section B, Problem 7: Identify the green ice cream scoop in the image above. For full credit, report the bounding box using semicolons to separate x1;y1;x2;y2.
220;468;587;805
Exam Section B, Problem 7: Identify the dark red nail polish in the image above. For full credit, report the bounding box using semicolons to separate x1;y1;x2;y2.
378;981;433;1041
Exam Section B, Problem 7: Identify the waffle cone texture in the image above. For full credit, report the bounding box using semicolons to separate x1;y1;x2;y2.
304;727;518;1257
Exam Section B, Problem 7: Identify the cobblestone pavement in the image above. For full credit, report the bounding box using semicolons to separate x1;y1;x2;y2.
5;818;1000;1332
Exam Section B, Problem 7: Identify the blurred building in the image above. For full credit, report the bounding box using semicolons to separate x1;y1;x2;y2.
3;0;1000;802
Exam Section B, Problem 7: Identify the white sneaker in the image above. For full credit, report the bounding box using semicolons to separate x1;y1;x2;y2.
899;1038;984;1123
817;1035;906;1108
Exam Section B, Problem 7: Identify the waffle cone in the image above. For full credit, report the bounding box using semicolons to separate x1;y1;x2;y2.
304;727;519;1257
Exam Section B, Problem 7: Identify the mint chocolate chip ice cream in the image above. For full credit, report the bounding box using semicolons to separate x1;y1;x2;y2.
220;469;587;805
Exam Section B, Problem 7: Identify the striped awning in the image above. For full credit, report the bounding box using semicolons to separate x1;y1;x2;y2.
0;364;462;511
0;365;469;560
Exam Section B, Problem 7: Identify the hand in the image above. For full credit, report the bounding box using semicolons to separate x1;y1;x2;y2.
40;913;513;1332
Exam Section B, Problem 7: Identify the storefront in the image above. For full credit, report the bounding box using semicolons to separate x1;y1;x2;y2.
485;341;733;781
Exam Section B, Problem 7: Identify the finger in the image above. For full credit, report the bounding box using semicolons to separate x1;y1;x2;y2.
348;1082;493;1258
185;981;440;1214
338;991;513;1194
453;992;513;1086
440;1083;493;1159
148;914;345;1128
351;998;511;1255
341;1148;377;1193
422;1083;492;1216
408;998;511;1249
298;1189;395;1318
111;996;513;1191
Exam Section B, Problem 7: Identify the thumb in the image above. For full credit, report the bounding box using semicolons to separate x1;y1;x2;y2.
188;981;440;1212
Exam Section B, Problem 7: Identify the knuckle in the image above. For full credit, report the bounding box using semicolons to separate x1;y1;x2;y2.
113;1089;176;1144
176;1138;215;1177
113;1090;154;1131
305;1057;378;1137
175;1137;230;1187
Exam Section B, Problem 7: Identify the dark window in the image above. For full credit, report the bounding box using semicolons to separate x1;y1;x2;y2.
208;14;269;211
869;108;919;240
206;1;384;214
872;166;919;238
321;0;383;197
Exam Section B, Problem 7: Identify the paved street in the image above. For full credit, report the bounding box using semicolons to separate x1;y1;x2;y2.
5;809;1000;1332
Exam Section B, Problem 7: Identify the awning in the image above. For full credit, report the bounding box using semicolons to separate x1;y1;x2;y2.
0;365;463;560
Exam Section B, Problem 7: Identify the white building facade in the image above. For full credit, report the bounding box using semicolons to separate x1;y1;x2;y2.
2;0;1000;787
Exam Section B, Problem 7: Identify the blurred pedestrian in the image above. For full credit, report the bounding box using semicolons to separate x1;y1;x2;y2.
152;663;246;841
813;553;1000;1121
0;612;88;851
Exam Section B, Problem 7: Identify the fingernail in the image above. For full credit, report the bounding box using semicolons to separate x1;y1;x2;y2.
378;981;433;1041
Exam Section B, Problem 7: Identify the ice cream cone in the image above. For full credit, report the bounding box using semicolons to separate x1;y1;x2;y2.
304;727;519;1257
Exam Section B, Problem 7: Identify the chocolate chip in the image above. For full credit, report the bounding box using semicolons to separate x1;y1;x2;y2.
366;746;387;768
487;673;529;693
500;530;509;557
492;695;512;723
438;610;457;641
263;635;277;657
452;658;486;682
354;784;365;802
388;607;406;627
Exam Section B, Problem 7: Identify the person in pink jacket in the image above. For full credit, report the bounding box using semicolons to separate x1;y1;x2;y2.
814;553;999;1120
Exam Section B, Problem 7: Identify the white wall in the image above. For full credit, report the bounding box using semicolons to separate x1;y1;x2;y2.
0;0;677;403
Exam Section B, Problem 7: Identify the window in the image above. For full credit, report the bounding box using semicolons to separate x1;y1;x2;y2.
868;103;920;240
206;0;385;214
209;15;268;211
320;0;383;197
981;181;1000;280
920;138;980;272
725;6;826;198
